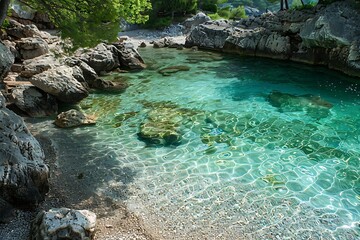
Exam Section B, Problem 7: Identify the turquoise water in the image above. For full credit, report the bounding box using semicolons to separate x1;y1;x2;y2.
28;48;359;239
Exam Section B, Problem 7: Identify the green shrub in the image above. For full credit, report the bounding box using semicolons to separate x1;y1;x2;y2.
202;3;218;13
208;13;221;20
229;6;246;20
218;7;231;18
143;16;172;29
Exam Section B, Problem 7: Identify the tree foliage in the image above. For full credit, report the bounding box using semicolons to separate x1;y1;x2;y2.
151;0;198;17
12;0;152;49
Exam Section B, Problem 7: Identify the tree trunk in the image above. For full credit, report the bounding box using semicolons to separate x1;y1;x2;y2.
285;0;289;9
280;0;284;10
0;0;11;27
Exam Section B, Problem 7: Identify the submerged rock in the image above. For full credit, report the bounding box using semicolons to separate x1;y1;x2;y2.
267;91;332;119
138;107;183;146
158;65;190;76
54;109;96;128
11;85;58;117
31;208;96;240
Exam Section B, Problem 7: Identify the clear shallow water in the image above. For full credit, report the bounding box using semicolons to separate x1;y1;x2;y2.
28;48;359;239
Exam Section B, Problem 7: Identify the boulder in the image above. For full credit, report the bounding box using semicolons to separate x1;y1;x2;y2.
0;42;15;81
31;208;96;240
300;1;360;48
11;85;58;117
0;198;15;223
158;65;190;76
30;66;89;103
138;107;185;146
185;21;233;49
6;20;51;40
16;37;49;60
21;55;60;78
78;43;119;74
0;92;49;205
54;109;96;128
113;42;146;70
88;78;128;92
183;12;211;32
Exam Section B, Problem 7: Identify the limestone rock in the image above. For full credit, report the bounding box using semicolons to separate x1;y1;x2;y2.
183;12;211;32
0;91;5;108
138;107;186;146
54;109;96;128
21;55;60;78
185;21;233;49
0;42;15;81
30;66;89;103
300;1;360;48
31;208;96;240
16;37;49;60
113;42;146;70
6;20;51;40
0;91;49;205
78;43;119;74
11;85;58;117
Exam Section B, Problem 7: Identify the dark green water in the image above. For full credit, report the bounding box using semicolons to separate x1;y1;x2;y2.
28;48;359;239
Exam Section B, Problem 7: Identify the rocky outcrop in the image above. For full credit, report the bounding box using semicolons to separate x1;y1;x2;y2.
16;37;49;60
31;208;96;240
0;42;15;80
30;66;89;103
78;42;146;73
186;20;233;49
10;85;58;117
77;43;119;74
114;42;146;69
0;92;49;206
186;2;360;77
54;109;96;128
183;12;211;32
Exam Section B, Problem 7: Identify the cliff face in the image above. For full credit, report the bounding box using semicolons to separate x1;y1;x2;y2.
186;1;360;77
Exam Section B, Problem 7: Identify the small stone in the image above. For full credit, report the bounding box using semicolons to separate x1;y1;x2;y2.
105;224;113;228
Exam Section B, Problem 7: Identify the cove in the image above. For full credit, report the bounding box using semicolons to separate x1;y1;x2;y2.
27;48;359;239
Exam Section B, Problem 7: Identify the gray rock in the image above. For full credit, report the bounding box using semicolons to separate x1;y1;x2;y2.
31;208;96;240
6;20;46;39
183;12;211;32
0;198;15;223
0;91;5;108
21;55;59;78
78;43;119;74
0;42;15;81
54;109;96;128
0;94;49;205
300;1;360;48
11;85;58;117
185;21;233;49
113;42;146;70
16;37;49;60
187;1;360;77
30;66;89;103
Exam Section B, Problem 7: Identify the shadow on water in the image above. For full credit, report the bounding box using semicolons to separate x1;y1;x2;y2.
26;116;137;211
